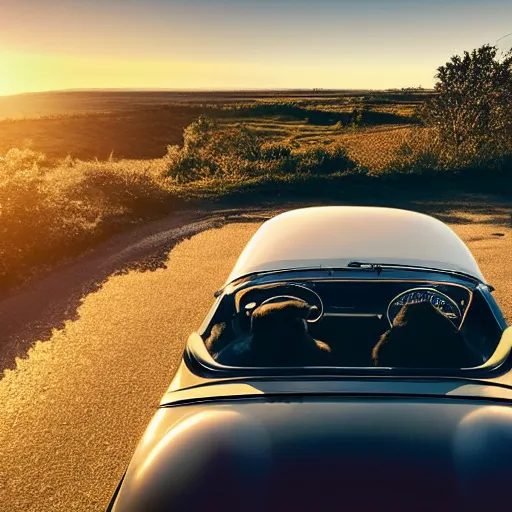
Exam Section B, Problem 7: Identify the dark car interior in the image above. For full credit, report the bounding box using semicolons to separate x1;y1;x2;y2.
203;279;504;369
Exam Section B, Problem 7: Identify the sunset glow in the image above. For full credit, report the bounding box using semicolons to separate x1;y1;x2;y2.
1;0;512;95
0;50;435;96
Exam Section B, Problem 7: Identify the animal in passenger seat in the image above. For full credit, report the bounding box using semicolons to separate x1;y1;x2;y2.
372;301;472;368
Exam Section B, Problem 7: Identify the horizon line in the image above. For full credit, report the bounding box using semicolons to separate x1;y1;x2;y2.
0;86;434;98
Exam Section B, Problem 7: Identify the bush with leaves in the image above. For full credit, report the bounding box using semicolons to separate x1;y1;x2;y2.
419;45;512;166
165;116;359;182
295;146;357;175
165;116;264;182
0;153;174;288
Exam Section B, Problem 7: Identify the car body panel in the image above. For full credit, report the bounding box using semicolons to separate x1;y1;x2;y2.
224;206;486;286
161;375;512;408
111;396;512;511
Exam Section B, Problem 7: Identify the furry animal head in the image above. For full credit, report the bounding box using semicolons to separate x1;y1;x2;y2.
372;301;464;368
250;299;314;339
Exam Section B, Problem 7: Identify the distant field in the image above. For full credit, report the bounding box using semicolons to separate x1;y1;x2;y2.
0;108;201;160
0;89;429;163
0;89;432;119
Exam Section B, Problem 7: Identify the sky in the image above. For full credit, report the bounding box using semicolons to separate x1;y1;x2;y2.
1;0;512;95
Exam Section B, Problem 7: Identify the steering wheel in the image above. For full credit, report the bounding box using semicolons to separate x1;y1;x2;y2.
234;283;324;330
243;290;324;324
387;287;463;329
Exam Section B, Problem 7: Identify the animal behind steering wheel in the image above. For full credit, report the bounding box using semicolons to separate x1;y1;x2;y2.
235;283;324;328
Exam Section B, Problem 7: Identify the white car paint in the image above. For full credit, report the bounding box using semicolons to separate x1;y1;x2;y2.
225;206;486;285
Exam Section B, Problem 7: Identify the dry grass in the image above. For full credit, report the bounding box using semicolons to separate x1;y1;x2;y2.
336;126;415;170
0;149;183;289
0;111;414;170
216;117;415;171
0;107;201;160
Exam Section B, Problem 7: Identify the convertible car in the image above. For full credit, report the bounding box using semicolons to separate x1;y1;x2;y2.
108;206;512;512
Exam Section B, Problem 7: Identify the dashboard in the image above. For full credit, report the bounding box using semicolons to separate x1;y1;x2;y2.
234;280;472;330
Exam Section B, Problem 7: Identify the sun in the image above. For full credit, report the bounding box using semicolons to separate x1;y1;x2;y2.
0;50;33;95
0;51;18;95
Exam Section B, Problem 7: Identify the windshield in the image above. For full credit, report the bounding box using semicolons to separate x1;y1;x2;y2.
204;279;503;370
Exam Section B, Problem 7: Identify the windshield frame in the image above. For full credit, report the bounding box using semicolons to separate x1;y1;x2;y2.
214;264;491;298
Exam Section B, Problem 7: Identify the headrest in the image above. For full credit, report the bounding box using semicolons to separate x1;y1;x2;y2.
235;283;289;312
250;300;313;335
253;299;312;320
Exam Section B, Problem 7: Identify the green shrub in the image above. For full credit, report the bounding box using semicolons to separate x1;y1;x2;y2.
295;146;357;175
165;116;268;182
0;154;176;288
380;120;512;179
164;116;359;183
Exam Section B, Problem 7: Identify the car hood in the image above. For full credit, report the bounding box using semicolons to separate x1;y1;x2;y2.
224;207;486;286
112;396;512;511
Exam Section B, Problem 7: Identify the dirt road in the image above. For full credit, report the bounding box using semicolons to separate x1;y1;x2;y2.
0;204;511;511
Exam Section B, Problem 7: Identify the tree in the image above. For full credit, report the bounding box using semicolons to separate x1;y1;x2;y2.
419;45;512;165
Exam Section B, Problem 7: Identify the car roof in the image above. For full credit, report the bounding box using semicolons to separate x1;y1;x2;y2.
224;206;486;285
